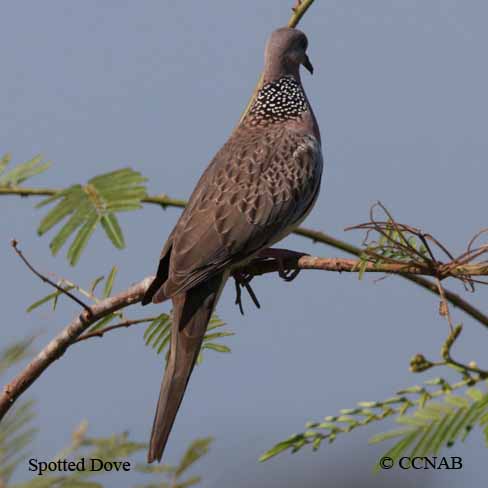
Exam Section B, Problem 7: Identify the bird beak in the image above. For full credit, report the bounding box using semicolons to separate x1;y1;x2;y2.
302;54;314;75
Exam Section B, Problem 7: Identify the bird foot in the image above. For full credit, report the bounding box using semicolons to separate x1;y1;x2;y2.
232;270;261;316
257;248;308;282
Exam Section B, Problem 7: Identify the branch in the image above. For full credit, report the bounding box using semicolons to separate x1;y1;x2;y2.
293;227;488;329
0;186;186;209
0;276;154;422
4;184;488;328
3;246;488;422
246;256;488;277
11;240;92;314
74;317;156;343
289;0;316;28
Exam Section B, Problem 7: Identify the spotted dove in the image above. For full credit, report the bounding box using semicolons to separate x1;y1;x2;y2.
142;27;323;463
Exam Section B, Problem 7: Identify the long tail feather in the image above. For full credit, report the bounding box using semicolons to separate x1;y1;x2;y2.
147;273;224;463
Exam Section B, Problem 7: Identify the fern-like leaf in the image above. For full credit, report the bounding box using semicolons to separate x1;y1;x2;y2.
143;314;234;361
36;168;147;265
0;153;51;187
372;389;488;466
262;379;488;465
0;339;38;485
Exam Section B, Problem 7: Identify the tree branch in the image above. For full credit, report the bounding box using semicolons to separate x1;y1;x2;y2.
289;0;316;28
0;276;154;422
293;227;488;329
4;249;488;423
245;256;488;278
11;240;93;314
74;317;156;343
4;184;488;328
0;186;187;209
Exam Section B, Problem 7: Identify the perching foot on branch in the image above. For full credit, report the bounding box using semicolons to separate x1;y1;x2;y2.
257;247;308;282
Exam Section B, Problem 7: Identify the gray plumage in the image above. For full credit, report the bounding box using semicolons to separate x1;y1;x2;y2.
143;26;323;463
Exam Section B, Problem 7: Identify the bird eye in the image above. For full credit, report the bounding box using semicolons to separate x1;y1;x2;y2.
298;37;308;51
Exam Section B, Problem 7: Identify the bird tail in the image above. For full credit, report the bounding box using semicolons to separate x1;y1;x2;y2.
147;273;224;463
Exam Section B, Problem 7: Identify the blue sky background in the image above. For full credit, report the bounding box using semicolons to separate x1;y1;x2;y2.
2;1;488;486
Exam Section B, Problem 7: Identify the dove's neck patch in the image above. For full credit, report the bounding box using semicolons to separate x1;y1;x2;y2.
248;76;308;125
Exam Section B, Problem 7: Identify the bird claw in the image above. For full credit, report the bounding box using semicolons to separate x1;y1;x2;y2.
257;247;307;283
232;248;306;313
232;271;261;316
279;266;301;282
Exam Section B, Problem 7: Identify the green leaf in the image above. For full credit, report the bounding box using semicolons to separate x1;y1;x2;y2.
103;266;118;298
144;314;172;353
89;275;105;295
143;313;233;360
0;154;51;186
88;314;116;333
410;420;437;458
444;394;470;408
26;287;75;313
260;435;304;462
264;380;488;465
466;388;485;402
369;428;413;445
0;337;34;375
37;186;84;235
36;167;147;266
202;343;231;353
176;476;202;488
48;200;91;255
101;213;124;249
175;437;213;477
0;395;37;483
202;331;235;341
374;430;420;472
67;212;100;266
430;410;455;455
0;153;11;174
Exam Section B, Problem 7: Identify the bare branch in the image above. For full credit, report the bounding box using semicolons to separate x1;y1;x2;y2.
11;240;92;314
288;0;316;27
74;317;156;343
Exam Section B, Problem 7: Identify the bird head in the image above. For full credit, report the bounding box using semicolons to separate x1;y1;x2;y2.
264;27;313;80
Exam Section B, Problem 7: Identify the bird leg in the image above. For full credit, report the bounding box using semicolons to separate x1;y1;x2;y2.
232;248;307;313
232;270;261;315
257;247;308;282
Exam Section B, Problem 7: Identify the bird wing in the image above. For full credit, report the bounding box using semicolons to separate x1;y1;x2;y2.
155;126;322;300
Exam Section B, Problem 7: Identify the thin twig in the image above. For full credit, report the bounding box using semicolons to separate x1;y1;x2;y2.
75;318;157;343
11;240;92;314
440;324;488;377
435;277;454;332
288;0;316;27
